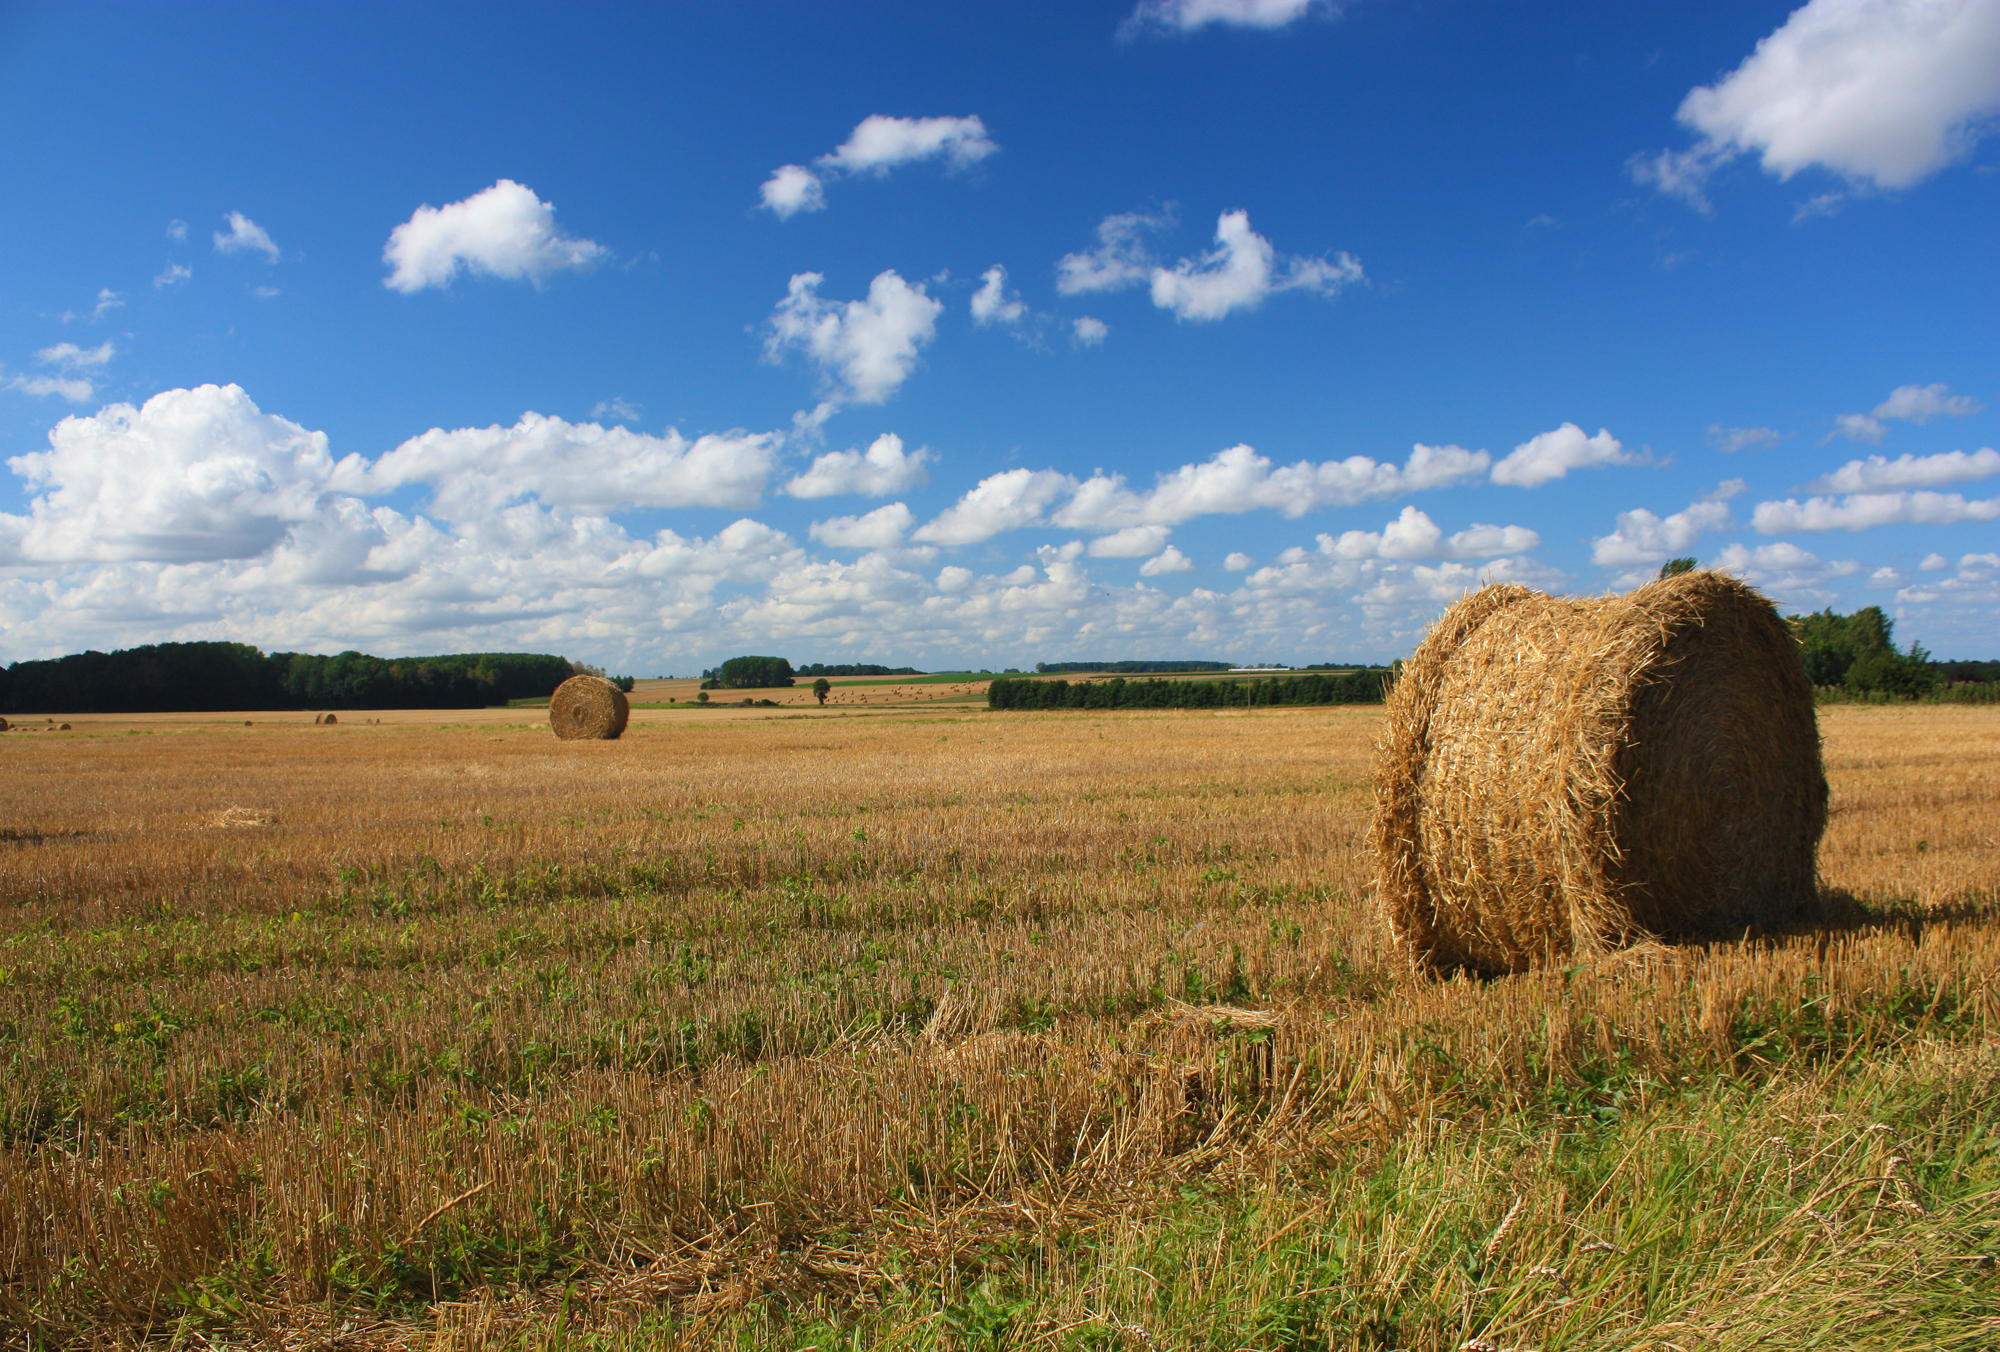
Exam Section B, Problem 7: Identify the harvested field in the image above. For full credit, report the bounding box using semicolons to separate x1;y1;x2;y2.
0;703;1994;1349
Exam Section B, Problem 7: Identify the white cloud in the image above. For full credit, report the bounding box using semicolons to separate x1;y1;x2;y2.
1147;210;1362;321
1071;316;1109;346
1318;507;1541;562
1752;489;2000;533
761;116;997;217
1057;210;1171;295
759;164;826;219
1707;424;1783;452
3;384;342;562
1088;524;1173;558
1590;499;1732;567
1703;478;1749;501
765;271;943;407
1825;383;1984;444
591;397;641;424
1792;191;1847;223
154;262;192;289
808;502;916;549
1920;551;1949;569
61;288;123;323
1120;0;1326;39
1637;0;2000;208
1139;545;1195;575
783;432;930;498
1051;441;1489;532
971;266;1029;327
36;341;115;370
4;373;95;403
911;468;1070;545
1223;551;1254;571
822;114;997;174
213;212;279;261
362;413;779;519
166;219;187;242
251;285;279;299
1868;565;1904;587
382;180;608;293
1490;424;1637;487
1805;446;2000;492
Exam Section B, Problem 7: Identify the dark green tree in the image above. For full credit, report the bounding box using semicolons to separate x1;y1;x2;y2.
813;677;830;705
1659;557;1698;578
717;655;795;688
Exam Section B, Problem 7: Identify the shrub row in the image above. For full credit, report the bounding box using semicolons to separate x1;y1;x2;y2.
987;671;1388;711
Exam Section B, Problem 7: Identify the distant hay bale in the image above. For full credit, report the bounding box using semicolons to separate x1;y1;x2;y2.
1370;570;1827;975
57;723;71;731
0;717;9;731
549;675;630;741
321;713;337;726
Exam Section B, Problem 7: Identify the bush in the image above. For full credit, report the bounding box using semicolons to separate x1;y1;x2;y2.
988;671;1387;711
717;656;795;688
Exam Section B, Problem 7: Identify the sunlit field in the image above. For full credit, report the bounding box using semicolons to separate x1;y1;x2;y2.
0;702;1994;1349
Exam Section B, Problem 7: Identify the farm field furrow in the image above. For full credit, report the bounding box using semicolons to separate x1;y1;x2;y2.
0;704;1994;1349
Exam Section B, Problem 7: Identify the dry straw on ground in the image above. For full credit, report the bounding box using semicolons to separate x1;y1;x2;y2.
550;674;631;740
1372;570;1827;974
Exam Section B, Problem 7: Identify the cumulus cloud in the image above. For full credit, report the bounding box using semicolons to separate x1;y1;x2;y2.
765;271;943;407
1590;499;1733;567
383;180;608;293
1920;552;1949;569
971;266;1029;327
911;468;1071;545
1147;210;1362;321
1805;446;2000;492
167;219;187;242
213;212;279;261
808;502;916;549
1708;424;1783;453
1139;545;1195;575
1223;551;1254;571
1490;424;1637;487
36;342;115;370
783;432;930;498
61;289;123;324
760;115;996;216
1634;0;2000;208
1050;441;1489;533
1057;210;1172;295
1318;507;1540;562
1071;316;1109;347
4;372;96;403
1752;489;2000;532
759;164;826;219
1120;0;1328;39
2;384;343;563
591;397;641;424
1826;383;1986;443
154;263;192;289
361;413;779;519
1088;524;1174;558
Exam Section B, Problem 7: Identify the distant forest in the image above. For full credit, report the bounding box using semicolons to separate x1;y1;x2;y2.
0;643;576;713
795;663;924;677
1034;660;1231;674
990;670;1389;711
1791;606;1999;699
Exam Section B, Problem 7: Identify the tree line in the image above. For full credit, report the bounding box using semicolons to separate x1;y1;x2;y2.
1790;606;1999;700
0;643;577;713
988;670;1389;711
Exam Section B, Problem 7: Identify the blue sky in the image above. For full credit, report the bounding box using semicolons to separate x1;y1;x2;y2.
2;0;1995;671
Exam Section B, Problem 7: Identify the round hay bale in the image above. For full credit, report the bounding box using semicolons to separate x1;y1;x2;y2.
549;674;630;740
322;712;337;726
0;717;9;731
1370;570;1826;975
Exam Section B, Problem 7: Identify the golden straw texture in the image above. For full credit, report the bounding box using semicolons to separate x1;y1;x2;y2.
549;674;630;741
1371;570;1827;974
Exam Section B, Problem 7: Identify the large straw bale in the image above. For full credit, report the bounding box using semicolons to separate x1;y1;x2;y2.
1370;570;1826;974
550;674;630;741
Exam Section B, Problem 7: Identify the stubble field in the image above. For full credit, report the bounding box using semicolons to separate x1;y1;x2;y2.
0;702;1995;1349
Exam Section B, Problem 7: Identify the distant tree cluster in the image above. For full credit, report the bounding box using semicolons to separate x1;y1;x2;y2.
1034;660;1231;674
1790;606;1997;701
709;656;796;688
0;643;576;713
795;662;924;677
989;671;1387;711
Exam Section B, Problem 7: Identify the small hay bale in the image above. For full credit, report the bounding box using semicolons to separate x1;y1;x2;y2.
549;674;630;741
1370;570;1826;975
57;723;70;731
321;712;337;726
0;717;9;731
